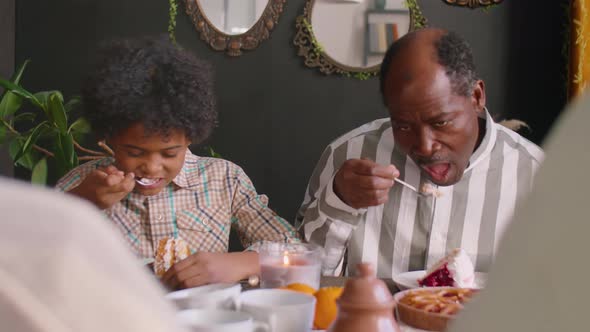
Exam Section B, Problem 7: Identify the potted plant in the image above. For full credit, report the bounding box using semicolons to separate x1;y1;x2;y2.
0;60;108;185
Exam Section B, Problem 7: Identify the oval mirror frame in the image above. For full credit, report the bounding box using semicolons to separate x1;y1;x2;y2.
443;0;504;8
184;0;286;56
294;0;427;79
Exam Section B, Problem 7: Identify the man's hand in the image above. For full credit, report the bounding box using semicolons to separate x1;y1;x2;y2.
68;165;135;209
333;159;399;209
161;252;259;290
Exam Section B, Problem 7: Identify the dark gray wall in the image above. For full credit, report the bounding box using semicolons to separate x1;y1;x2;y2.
15;0;566;223
0;0;14;177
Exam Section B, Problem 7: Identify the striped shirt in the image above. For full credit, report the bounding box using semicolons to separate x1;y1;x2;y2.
295;111;544;278
57;150;299;259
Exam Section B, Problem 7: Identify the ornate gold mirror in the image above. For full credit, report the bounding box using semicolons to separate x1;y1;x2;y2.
294;0;427;79
442;0;504;8
184;0;286;56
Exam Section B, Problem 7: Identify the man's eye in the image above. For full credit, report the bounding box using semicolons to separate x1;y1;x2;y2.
393;124;411;131
433;121;449;127
393;122;410;131
163;153;178;158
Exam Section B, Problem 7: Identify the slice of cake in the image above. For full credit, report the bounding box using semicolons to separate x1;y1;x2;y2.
418;248;475;288
154;237;191;277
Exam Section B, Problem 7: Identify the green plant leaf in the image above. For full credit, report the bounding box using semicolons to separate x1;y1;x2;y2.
69;117;91;134
64;95;81;113
13;121;48;165
9;59;30;85
34;90;64;105
31;158;48;185
207;146;222;158
0;121;8;144
48;92;68;133
62;133;75;165
0;60;30;117
54;133;76;176
13;112;36;122
34;91;63;120
0;79;42;108
12;112;36;124
0;91;23;117
9;139;37;170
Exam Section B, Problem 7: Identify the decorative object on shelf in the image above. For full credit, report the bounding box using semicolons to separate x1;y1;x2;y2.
294;0;427;79
442;0;504;9
183;0;286;56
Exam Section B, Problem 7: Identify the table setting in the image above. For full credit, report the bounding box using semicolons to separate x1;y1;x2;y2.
160;243;482;332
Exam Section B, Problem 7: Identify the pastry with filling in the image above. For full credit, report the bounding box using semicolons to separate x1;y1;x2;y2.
154;237;190;277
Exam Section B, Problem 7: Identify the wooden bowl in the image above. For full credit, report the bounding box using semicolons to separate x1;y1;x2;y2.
393;287;476;331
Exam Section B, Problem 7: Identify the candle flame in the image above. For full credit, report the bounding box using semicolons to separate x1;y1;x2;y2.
283;253;290;266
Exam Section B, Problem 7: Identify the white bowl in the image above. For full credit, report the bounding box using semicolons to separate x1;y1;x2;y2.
177;309;254;332
166;283;242;310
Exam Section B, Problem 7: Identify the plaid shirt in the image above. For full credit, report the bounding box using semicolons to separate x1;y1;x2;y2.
56;150;299;259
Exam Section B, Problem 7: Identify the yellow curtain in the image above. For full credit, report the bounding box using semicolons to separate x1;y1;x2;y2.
570;0;590;99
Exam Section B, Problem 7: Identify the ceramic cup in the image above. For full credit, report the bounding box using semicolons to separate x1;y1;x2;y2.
166;283;242;310
236;288;316;332
176;309;269;332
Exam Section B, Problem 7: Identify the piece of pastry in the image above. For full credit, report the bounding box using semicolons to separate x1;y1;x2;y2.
395;287;478;331
418;248;475;287
154;237;191;277
398;287;477;315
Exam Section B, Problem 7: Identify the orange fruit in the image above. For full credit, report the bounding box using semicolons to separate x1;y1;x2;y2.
313;286;344;330
279;282;317;295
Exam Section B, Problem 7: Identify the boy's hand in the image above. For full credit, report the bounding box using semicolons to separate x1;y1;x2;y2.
69;165;135;209
333;158;399;209
161;251;259;290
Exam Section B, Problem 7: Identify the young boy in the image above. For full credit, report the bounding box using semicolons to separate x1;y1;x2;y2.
57;36;299;290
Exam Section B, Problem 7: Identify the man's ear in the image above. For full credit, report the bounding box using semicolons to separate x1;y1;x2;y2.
472;80;486;114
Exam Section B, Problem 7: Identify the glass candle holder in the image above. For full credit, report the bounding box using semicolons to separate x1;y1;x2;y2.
258;242;323;290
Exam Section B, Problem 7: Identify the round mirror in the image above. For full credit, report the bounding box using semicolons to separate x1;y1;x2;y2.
184;0;286;56
197;0;268;35
294;0;427;78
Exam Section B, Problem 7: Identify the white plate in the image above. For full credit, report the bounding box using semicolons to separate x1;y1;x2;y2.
392;270;487;290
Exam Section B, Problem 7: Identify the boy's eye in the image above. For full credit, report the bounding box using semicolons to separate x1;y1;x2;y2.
163;153;178;158
126;150;144;157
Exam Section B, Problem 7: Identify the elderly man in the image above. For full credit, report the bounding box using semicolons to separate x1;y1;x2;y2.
296;28;544;278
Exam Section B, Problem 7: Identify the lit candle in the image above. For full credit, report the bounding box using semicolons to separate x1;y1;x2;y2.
259;243;322;289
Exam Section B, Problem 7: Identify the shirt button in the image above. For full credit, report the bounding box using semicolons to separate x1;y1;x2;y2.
203;220;209;227
157;214;163;221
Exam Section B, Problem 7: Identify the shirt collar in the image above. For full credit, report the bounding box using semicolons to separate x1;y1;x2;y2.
466;108;497;172
170;148;193;189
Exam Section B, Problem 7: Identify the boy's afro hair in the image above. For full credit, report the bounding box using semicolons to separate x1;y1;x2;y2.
82;35;217;142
